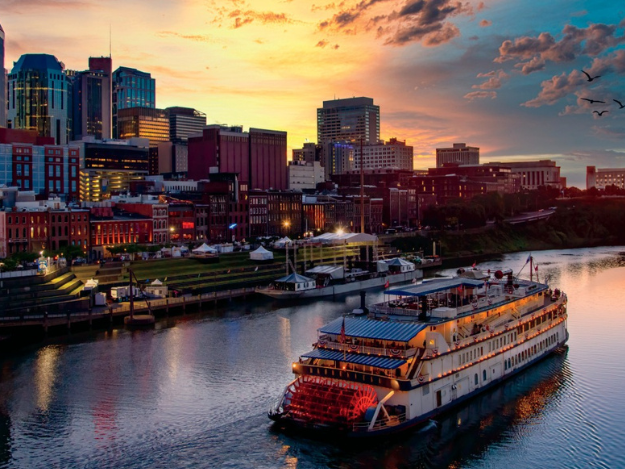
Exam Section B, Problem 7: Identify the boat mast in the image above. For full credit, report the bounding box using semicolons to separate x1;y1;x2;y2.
129;269;134;320
530;255;533;282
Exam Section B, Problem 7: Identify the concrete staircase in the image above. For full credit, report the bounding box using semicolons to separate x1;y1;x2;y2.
0;268;84;315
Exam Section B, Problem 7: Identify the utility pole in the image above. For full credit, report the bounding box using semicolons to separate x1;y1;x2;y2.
360;138;365;233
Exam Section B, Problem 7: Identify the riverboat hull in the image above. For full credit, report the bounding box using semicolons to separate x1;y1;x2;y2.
269;272;569;438
257;270;422;299
270;334;569;438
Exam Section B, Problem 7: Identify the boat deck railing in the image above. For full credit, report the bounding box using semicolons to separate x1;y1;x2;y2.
316;341;417;359
371;290;554;321
352;411;407;432
371;293;508;318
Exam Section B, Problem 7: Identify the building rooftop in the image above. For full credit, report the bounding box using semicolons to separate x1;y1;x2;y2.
113;66;152;78
321;97;375;109
12;54;64;73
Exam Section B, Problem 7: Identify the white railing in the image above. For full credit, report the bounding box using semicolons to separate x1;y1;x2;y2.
316;341;417;359
352;412;407;432
0;269;38;279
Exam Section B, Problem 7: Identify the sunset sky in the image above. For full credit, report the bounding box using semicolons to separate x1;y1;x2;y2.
2;0;624;186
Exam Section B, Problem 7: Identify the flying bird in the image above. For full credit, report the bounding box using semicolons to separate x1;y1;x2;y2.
593;110;609;116
581;98;605;104
581;70;601;82
614;99;625;109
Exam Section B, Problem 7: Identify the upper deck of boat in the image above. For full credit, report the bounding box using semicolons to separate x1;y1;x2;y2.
369;277;551;325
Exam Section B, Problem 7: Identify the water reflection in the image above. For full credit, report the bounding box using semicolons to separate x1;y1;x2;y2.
34;345;63;413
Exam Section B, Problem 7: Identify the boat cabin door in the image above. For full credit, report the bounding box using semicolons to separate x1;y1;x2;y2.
435;385;452;407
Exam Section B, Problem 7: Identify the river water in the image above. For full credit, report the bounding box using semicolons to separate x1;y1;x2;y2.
0;246;624;469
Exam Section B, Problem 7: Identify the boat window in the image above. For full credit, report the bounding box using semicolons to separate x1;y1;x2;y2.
483;370;487;381
474;374;478;385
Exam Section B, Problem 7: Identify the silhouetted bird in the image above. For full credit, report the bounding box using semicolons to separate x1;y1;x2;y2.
581;98;605;104
581;70;601;82
614;99;625;109
593;110;609;116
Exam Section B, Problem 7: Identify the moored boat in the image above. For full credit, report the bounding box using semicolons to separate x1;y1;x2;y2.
257;258;422;299
269;267;568;436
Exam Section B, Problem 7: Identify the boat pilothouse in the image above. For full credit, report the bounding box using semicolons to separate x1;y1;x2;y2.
269;270;568;436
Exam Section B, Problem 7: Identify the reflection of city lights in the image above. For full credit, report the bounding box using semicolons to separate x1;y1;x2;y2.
34;345;62;412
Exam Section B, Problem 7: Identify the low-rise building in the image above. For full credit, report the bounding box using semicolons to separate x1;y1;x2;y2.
0;128;80;200
288;160;325;191
586;166;625;190
484;160;561;190
89;204;152;259
353;138;414;172
1;197;89;256
113;194;169;245
73;136;150;202
436;143;479;168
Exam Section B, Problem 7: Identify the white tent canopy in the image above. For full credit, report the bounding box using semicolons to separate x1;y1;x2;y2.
274;236;292;247
193;243;217;254
310;232;377;245
250;246;274;260
385;257;416;272
151;279;163;285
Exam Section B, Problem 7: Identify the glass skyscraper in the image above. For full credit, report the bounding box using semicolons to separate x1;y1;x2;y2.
7;54;71;144
112;66;155;138
317;97;380;145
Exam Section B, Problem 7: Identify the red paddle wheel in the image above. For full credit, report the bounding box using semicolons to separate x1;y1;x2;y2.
283;375;378;426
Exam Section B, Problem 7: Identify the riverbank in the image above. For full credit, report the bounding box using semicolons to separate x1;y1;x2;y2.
393;218;625;261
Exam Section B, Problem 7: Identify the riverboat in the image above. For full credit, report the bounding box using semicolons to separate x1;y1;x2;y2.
256;258;422;300
268;269;568;437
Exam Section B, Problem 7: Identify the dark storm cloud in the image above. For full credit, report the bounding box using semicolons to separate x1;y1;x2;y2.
496;23;625;70
318;0;472;47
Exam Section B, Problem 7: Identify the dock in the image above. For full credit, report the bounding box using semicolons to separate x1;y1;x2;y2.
0;288;256;331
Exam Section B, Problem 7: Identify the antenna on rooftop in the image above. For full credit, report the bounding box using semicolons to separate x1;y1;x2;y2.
109;23;112;58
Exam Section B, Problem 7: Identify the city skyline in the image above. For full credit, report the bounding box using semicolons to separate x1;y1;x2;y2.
2;0;624;186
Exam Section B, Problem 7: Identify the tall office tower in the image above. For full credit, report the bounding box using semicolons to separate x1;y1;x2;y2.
7;54;70;144
117;107;169;147
0;24;6;127
317;97;380;144
71;57;112;140
112;66;155;138
89;57;112;138
166;107;206;143
435;143;479;167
